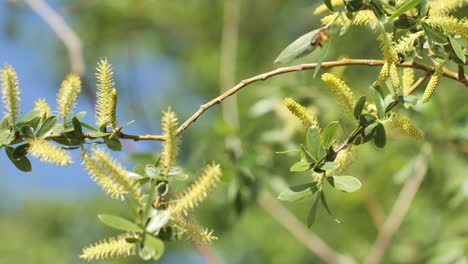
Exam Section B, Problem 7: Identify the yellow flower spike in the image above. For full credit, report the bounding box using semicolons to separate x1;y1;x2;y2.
402;68;415;95
396;32;424;55
95;58;116;127
80;233;137;261
389;63;401;92
34;98;52;118
171;217;218;244
422;66;443;103
84;148;141;200
386;113;424;140
57;74;81;121
168;164;221;217
313;0;344;14
161;108;179;177
0;65;21;127
429;0;467;15
28;138;72;166
378;61;390;83
109;88;118;128
378;32;399;64
321;73;356;113
425;15;468;39
328;148;354;175
321;11;379;28
284;98;319;129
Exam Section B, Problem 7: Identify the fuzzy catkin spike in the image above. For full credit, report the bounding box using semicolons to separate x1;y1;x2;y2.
57;74;81;121
378;61;390;83
389;63;401;92
168;164;221;217
28;138;72;166
313;0;344;14
386;113;424;140
396;32;424;55
422;67;443;103
402;68;415;95
80;233;137;261
284;98;319;129
84;148;140;200
109;88;118;128
429;0;468;15
161;108;179;177
328;148;354;175
378;32;399;64
425;15;468;39
34;98;52;118
95;58;116;127
321;73;356;113
321;11;379;28
0;65;21;127
171;218;218;244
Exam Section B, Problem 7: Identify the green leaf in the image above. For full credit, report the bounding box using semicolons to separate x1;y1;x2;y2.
306;126;322;161
80;121;98;131
36;116;58;138
277;182;319;202
327;176;362;192
0;129;15;146
417;0;429;17
353;96;366;120
320;191;341;223
98;214;143;232
323;0;334;11
20;125;34;138
364;122;379;137
393;17;417;29
359;114;377;126
0;116;11;130
275;29;320;64
374;123;386;148
290;161;313;172
71;117;84;139
422;23;447;44
12;143;29;160
64;111;86;124
276;149;300;154
104;136;122;151
401;95;419;106
314;40;331;78
369;86;385;119
140;235;165;260
17;110;41;127
388;0;422;20
307;192;321;227
88;131;112;138
321;161;340;171
449;36;466;64
321;121;339;149
51;136;84;146
6;147;32;172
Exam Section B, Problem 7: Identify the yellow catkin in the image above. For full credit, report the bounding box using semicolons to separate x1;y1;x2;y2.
422;67;443;103
321;10;379;28
95;58;116;127
429;0;468;15
321;73;356;113
386;112;424;140
378;61;390;83
109;88;118;128
0;65;21;126
168;164;221;217
425;15;468;39
34;98;52;118
161;109;180;177
83;155;128;199
80;233;137;261
28;138;72;166
396;31;424;55
86;148;141;200
328;148;354;175
389;63;401;92
57;74;81;121
284;98;319;128
171;218;218;244
378;32;399;64
402;68;415;95
313;0;344;14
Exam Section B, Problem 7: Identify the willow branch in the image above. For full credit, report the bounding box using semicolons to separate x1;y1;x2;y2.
405;71;431;96
364;155;428;264
258;191;356;264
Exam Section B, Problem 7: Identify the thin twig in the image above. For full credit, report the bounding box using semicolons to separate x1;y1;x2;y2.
258;191;356;264
364;155;428;264
405;71;431;96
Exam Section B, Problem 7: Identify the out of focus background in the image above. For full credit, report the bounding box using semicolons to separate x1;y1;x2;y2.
0;0;467;263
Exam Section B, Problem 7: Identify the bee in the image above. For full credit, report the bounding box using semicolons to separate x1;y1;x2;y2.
311;28;330;47
397;51;405;64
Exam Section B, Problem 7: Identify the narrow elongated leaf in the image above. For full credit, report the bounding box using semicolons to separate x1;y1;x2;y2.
98;214;143;232
0;116;11;130
369;87;385;119
5;147;32;172
307;193;321;227
277;182;319;202
290;161;313;172
388;0;422;20
354;96;366;119
393;17;417;29
323;0;334;11
140;235;165;260
17;110;41;127
276;149;300;154
314;40;331;78
320;191;341;223
374;123;386;148
80;121;98;131
328;176;362;192
275;29;320;64
89;131;112;138
36;116;58;138
12;143;29;160
417;0;429;17
321;161;340;171
359;114;377;126
306;126;322;161
104;136;122;151
0;129;15;146
449;36;466;64
422;23;447;44
321;121;339;149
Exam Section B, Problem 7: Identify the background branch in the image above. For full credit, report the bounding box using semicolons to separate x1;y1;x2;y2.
364;154;429;264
